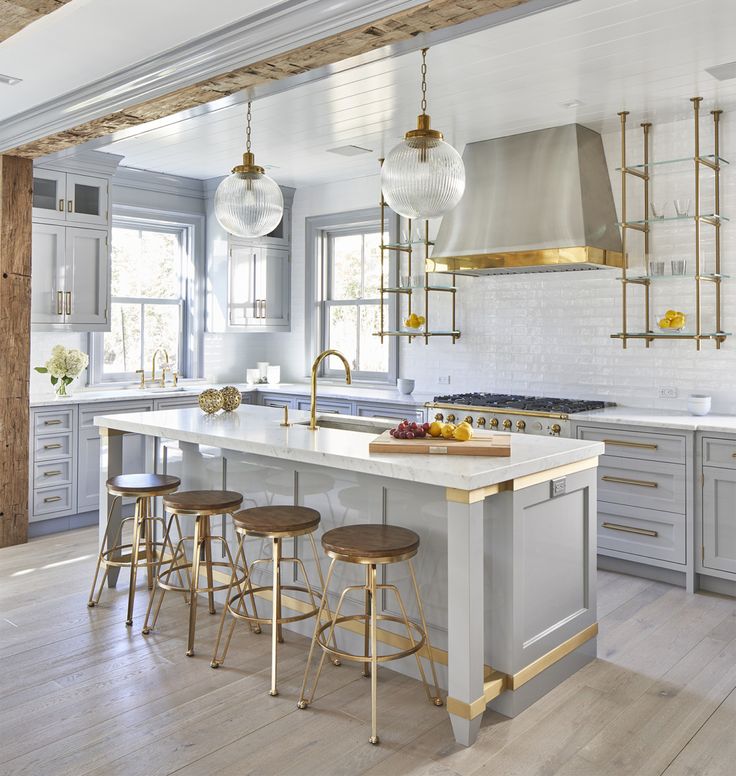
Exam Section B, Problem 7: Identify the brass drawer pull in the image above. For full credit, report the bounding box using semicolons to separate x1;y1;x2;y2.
57;290;63;316
65;291;72;316
43;495;62;503
602;475;658;488
44;419;62;426
43;470;62;477
602;438;658;450
731;453;736;458
58;198;64;212
602;521;658;538
43;443;62;450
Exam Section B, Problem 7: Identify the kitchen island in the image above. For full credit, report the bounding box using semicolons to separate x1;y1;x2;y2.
96;404;603;746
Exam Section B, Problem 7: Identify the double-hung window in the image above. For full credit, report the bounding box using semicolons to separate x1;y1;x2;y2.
321;224;391;380
93;221;189;382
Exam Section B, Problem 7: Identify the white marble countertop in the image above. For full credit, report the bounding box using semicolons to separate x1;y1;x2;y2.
94;404;604;492
30;380;429;409
573;406;736;433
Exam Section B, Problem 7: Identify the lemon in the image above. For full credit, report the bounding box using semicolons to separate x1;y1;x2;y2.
658;318;670;328
453;424;473;442
665;309;678;320
441;423;456;439
428;421;443;437
670;314;686;329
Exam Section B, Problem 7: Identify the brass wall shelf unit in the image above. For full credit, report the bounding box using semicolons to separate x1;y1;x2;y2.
612;97;729;350
375;170;460;344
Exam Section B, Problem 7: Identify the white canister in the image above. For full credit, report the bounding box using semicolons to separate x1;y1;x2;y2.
397;378;415;395
257;361;269;379
266;365;281;384
687;394;711;416
246;368;260;384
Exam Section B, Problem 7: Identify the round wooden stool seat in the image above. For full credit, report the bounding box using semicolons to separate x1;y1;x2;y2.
106;473;180;497
163;489;243;515
233;506;321;537
321;524;420;564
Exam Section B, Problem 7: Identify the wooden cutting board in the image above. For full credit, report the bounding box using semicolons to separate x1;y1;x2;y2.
368;430;512;456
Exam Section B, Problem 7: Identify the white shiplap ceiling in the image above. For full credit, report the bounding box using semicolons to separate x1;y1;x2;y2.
99;0;736;188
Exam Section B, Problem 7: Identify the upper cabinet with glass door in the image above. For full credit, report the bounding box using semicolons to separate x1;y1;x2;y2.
33;167;110;227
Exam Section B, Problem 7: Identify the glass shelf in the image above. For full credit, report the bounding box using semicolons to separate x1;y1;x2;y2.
612;331;731;340
615;154;729;171
618;213;729;226
383;285;457;294
621;273;729;283
381;240;435;251
374;330;460;338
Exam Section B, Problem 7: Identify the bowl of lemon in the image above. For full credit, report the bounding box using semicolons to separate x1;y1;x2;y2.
658;309;687;332
403;313;426;331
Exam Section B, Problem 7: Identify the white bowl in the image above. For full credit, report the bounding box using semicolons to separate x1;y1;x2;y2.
687;395;711;416
397;378;415;395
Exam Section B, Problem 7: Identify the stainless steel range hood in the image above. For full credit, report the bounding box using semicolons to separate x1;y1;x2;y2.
427;124;623;275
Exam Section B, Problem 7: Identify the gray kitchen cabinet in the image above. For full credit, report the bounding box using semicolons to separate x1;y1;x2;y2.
32;167;109;227
701;465;736;575
295;397;353;415
259;392;298;409
354;401;424;422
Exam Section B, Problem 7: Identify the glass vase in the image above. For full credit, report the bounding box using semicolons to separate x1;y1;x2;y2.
55;381;70;399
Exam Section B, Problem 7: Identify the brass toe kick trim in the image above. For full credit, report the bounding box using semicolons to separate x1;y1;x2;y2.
510;622;598;690
446;694;487;721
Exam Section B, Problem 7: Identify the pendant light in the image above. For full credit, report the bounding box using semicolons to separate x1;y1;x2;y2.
381;48;465;220
214;100;284;238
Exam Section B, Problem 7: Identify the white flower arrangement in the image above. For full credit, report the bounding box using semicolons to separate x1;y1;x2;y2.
35;345;89;396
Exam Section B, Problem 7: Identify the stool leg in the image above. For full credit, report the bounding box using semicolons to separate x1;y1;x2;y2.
203;517;216;615
307;533;340;664
125;497;144;626
269;537;281;696
408;560;443;706
143;498;154;591
187;516;204;656
87;496;120;607
362;565;371;678
369;562;379;745
211;531;247;668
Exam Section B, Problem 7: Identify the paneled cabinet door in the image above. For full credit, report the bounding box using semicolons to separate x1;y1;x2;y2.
32;169;67;222
258;246;290;328
702;466;736;575
66;173;109;226
228;245;257;326
31;223;66;325
65;227;108;327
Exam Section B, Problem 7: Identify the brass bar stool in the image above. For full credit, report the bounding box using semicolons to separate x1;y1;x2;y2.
211;505;337;697
298;524;443;745
142;489;245;656
88;473;182;626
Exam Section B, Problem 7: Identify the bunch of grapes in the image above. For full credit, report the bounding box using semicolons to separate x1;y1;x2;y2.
389;419;432;440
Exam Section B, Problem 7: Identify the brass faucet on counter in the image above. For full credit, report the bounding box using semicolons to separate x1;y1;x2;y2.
309;349;352;430
151;347;170;387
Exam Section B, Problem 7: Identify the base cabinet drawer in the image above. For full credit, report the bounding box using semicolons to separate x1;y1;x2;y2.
578;426;686;464
295;397;353;415
598;503;686;564
34;433;72;461
34;408;74;435
598;456;686;514
33;459;72;488
259;393;296;409
33;484;74;518
702;437;736;470
354;402;424;422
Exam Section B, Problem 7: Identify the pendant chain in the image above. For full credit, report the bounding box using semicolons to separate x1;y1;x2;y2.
420;48;428;115
246;100;252;154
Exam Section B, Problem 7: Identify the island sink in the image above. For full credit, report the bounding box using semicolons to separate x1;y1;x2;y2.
294;415;394;434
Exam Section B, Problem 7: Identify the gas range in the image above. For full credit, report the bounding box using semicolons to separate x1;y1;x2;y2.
425;393;609;437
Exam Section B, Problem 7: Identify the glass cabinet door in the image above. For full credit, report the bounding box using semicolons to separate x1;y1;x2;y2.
66;173;108;226
228;246;258;326
32;170;67;222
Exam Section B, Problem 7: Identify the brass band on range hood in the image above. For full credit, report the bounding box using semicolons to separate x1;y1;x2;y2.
426;245;623;275
426;401;572;420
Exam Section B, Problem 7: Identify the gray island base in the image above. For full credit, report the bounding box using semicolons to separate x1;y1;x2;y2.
96;405;603;746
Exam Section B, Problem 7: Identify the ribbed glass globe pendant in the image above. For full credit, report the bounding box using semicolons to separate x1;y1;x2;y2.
381;49;465;220
214;100;284;238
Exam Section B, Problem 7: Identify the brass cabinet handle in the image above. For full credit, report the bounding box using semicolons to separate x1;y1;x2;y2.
43;470;62;477
43;443;62;450
57;290;63;315
261;298;266;318
602;438;658;450
44;419;62;426
44;495;62;503
67;199;73;212
731;452;736;458
602;474;658;488
65;291;71;315
602;521;658;538
58;198;64;212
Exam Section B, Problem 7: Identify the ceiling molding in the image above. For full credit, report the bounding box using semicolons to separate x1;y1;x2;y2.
0;0;72;45
2;0;554;159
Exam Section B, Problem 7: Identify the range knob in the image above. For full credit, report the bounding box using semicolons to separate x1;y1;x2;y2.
516;420;526;432
490;417;499;428
551;423;561;436
435;413;444;421
532;421;543;431
476;417;486;427
503;419;512;430
464;416;473;425
447;414;456;423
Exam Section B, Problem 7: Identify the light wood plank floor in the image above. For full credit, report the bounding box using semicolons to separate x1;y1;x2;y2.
2;528;736;775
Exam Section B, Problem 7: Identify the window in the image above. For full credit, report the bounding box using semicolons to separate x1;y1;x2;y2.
96;222;188;382
322;225;390;380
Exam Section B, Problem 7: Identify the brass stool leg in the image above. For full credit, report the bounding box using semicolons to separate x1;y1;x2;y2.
362;564;371;678
307;533;340;664
143;498;154;591
87;495;120;607
186;515;204;656
408;560;443;706
203;517;216;615
142;512;183;634
269;537;282;696
369;562;379;745
125;497;144;626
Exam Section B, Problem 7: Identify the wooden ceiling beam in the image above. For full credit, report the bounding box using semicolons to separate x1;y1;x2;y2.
8;0;532;159
0;0;73;44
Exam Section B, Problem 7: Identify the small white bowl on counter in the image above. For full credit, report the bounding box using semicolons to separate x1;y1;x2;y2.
687;394;712;416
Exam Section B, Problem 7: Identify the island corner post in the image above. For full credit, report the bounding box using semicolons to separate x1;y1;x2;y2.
0;154;32;548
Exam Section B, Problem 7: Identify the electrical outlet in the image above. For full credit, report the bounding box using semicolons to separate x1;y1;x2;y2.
659;387;678;399
438;375;451;385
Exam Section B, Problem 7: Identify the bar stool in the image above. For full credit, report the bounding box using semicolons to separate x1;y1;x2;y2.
142;489;245;656
210;505;337;697
297;524;443;745
88;473;182;626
